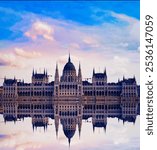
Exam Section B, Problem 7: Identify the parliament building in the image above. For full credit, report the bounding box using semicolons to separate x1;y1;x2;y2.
1;54;139;100
0;54;140;145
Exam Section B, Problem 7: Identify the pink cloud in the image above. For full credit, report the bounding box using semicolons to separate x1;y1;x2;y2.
0;11;140;85
14;48;41;59
0;52;17;67
25;21;54;41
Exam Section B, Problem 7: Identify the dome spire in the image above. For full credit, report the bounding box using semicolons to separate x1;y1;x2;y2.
68;138;71;148
68;53;71;62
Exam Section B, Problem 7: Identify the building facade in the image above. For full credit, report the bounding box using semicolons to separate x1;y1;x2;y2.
0;54;140;145
1;54;139;101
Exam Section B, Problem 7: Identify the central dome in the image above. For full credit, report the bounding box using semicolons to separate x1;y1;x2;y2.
63;54;76;72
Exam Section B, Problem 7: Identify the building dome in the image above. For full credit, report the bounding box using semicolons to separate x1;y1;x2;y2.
63;129;75;139
63;55;76;72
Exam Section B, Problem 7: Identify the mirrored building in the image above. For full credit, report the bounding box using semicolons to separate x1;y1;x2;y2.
0;54;140;145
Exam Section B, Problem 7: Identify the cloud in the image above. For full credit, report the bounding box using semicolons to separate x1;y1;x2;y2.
0;47;42;69
24;21;54;41
14;48;41;59
0;10;140;84
110;11;138;23
82;36;99;47
110;11;140;43
0;52;16;67
0;132;42;150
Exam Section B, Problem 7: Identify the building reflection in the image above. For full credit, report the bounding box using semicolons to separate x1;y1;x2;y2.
0;98;139;146
0;54;140;146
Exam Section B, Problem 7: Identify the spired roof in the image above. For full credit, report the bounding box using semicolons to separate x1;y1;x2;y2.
93;122;107;128
94;73;106;78
63;54;76;72
4;79;16;85
33;73;46;79
123;78;136;84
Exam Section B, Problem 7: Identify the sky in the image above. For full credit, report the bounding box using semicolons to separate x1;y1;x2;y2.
0;115;140;150
0;1;140;85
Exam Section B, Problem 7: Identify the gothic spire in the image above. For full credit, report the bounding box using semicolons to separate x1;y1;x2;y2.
104;126;106;133
55;63;59;76
123;75;125;81
68;53;71;62
68;138;71;148
44;68;46;75
93;125;95;133
32;68;35;76
78;62;82;79
78;121;82;139
93;68;95;76
55;63;59;83
104;67;106;76
133;75;136;80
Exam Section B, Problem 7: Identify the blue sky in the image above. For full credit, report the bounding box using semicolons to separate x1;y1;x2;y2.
0;1;140;84
0;1;139;41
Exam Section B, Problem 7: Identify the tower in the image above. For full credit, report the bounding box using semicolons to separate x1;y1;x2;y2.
54;63;59;96
78;62;82;83
55;63;59;84
78;62;83;96
54;115;59;138
32;69;48;84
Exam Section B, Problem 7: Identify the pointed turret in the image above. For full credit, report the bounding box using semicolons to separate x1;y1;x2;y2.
78;121;82;139
32;68;35;76
104;67;106;76
123;75;125;81
78;62;82;82
33;124;35;132
133;75;136;82
55;63;59;83
55;116;59;139
46;69;48;76
93;125;95;133
104;126;106;133
104;67;107;77
44;68;46;75
93;68;95;77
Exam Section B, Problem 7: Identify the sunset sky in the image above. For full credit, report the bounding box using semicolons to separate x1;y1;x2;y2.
0;1;140;85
